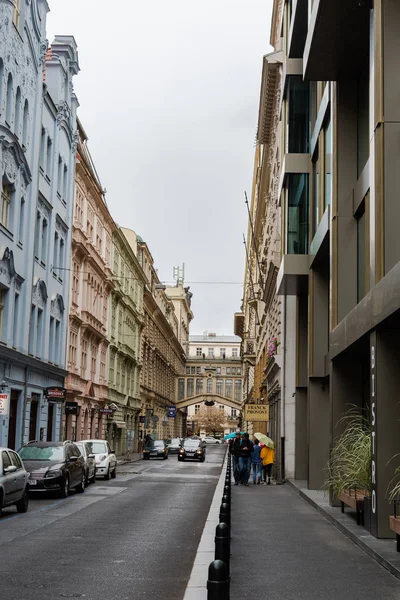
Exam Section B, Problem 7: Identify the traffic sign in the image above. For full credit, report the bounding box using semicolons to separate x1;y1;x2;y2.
167;406;177;418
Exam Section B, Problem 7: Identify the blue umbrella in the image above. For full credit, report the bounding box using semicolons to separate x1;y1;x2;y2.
224;431;245;440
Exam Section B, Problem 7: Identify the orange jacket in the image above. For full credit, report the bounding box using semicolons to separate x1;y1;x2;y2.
260;446;275;466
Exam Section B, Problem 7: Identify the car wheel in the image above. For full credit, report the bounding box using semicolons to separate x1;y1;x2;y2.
111;466;117;479
16;489;29;513
89;469;96;484
104;466;111;480
60;475;69;498
76;472;85;493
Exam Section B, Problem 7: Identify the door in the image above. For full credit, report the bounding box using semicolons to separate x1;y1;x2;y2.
1;450;18;504
9;451;26;499
47;403;54;441
29;399;39;441
8;390;19;450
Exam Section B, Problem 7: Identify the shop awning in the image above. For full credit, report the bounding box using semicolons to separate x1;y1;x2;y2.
114;421;126;429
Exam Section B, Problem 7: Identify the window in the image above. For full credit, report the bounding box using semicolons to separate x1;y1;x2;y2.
216;367;221;375
237;367;241;376
0;289;7;342
81;338;88;377
194;404;200;415
178;378;185;400
216;379;223;395
187;378;194;397
63;165;68;200
207;378;213;394
356;198;368;303
196;378;203;395
230;408;237;418
226;367;231;375
208;348;214;358
36;308;43;358
234;380;242;402
22;100;29;146
12;0;20;28
91;346;97;380
1;183;11;229
49;316;54;360
14;87;21;136
190;366;196;374
232;348;238;358
69;329;77;367
312;145;320;235
287;173;309;254
75;190;84;225
41;218;48;264
18;197;25;243
72;261;79;304
109;352;115;384
357;76;369;178
225;380;232;398
196;347;202;357
231;367;236;375
54;320;60;365
196;367;201;374
57;156;62;195
12;292;19;348
29;304;35;354
324;118;332;211
40;129;46;171
5;73;13;125
287;76;310;154
220;348;226;358
186;367;190;375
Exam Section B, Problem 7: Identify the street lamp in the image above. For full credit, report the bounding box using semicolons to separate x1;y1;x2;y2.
0;380;8;394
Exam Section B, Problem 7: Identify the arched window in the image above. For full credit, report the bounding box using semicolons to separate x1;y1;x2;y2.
14;87;21;137
5;73;13;125
22;100;29;146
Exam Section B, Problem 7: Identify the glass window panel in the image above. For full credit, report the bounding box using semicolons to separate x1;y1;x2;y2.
287;174;309;254
357;204;366;302
324;118;332;211
287;76;310;154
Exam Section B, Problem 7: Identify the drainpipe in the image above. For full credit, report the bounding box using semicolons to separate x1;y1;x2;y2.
21;365;29;448
280;295;286;483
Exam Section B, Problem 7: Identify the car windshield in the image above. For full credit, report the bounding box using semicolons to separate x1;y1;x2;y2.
170;439;181;445
184;440;200;448
154;441;164;447
75;443;85;455
87;442;107;454
19;446;64;461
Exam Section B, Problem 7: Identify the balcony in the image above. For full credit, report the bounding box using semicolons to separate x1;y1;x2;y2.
287;0;308;59
242;338;256;365
303;0;370;80
276;254;310;296
234;312;245;338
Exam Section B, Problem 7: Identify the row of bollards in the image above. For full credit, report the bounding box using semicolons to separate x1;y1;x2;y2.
207;452;232;600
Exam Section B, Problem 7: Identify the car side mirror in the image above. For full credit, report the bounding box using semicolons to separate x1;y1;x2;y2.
110;450;115;454
88;454;95;459
69;456;78;462
4;465;17;474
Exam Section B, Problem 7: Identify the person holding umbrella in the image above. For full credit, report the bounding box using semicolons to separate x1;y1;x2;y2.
255;432;275;485
229;431;242;486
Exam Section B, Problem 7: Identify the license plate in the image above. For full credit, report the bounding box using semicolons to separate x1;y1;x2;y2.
150;452;157;456
29;479;37;485
187;452;194;456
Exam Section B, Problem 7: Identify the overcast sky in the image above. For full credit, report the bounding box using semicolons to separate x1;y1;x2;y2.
47;0;273;335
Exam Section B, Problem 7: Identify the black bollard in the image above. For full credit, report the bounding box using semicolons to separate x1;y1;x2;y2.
207;559;229;600
222;494;230;507
215;522;230;576
224;484;231;501
219;502;231;527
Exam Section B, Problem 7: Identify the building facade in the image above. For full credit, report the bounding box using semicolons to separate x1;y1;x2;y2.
239;0;400;539
0;0;79;448
108;227;145;455
184;334;243;436
65;120;113;443
136;240;189;442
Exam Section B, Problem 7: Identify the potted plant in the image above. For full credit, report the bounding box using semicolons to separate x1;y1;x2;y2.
325;408;371;528
388;463;400;550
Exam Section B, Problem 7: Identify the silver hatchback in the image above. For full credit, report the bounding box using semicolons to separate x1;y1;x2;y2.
0;447;29;515
75;442;96;485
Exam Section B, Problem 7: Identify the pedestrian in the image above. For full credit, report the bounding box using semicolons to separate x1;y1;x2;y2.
230;432;242;486
251;438;262;484
238;433;253;486
260;442;275;485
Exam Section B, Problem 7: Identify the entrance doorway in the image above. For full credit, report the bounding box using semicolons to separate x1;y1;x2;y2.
47;403;54;441
8;390;20;450
29;395;39;441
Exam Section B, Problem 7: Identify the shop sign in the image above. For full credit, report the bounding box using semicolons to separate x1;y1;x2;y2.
139;415;146;423
99;407;114;415
44;387;66;401
167;406;177;418
65;402;78;415
0;393;9;416
244;403;269;422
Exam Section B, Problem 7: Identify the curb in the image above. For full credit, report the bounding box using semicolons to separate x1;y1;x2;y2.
183;449;228;600
287;479;400;581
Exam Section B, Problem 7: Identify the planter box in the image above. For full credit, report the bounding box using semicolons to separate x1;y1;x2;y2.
364;496;371;533
389;516;400;552
340;490;366;526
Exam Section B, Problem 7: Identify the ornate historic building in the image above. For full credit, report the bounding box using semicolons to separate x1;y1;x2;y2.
65;120;114;442
0;0;79;448
108;227;146;455
137;240;191;443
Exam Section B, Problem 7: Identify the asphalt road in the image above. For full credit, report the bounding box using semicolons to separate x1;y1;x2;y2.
0;444;226;600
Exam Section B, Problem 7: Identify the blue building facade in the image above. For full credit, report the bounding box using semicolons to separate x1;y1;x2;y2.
0;1;79;448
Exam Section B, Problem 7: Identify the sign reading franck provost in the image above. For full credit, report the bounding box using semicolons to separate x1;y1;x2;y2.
244;403;269;422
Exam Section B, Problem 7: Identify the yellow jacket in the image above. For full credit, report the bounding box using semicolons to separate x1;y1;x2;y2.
260;446;275;466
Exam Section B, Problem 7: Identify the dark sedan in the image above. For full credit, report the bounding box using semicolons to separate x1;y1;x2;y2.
142;440;169;460
18;441;85;498
178;439;206;462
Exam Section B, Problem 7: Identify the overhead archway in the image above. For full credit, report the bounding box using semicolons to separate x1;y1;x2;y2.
176;393;241;411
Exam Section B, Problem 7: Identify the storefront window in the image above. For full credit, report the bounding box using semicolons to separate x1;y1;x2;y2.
287;174;309;254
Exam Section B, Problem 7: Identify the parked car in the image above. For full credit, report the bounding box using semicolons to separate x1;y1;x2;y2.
203;436;220;444
83;440;117;480
178;439;206;462
75;441;96;485
18;441;85;498
166;438;182;454
0;447;29;515
143;440;169;460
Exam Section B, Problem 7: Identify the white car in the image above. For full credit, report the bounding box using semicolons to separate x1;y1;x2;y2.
83;440;117;480
203;437;221;444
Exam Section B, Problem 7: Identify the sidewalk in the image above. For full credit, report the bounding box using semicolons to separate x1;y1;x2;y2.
230;482;400;599
116;452;142;465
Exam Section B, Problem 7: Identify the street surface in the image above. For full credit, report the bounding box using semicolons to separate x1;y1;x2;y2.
0;445;226;600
